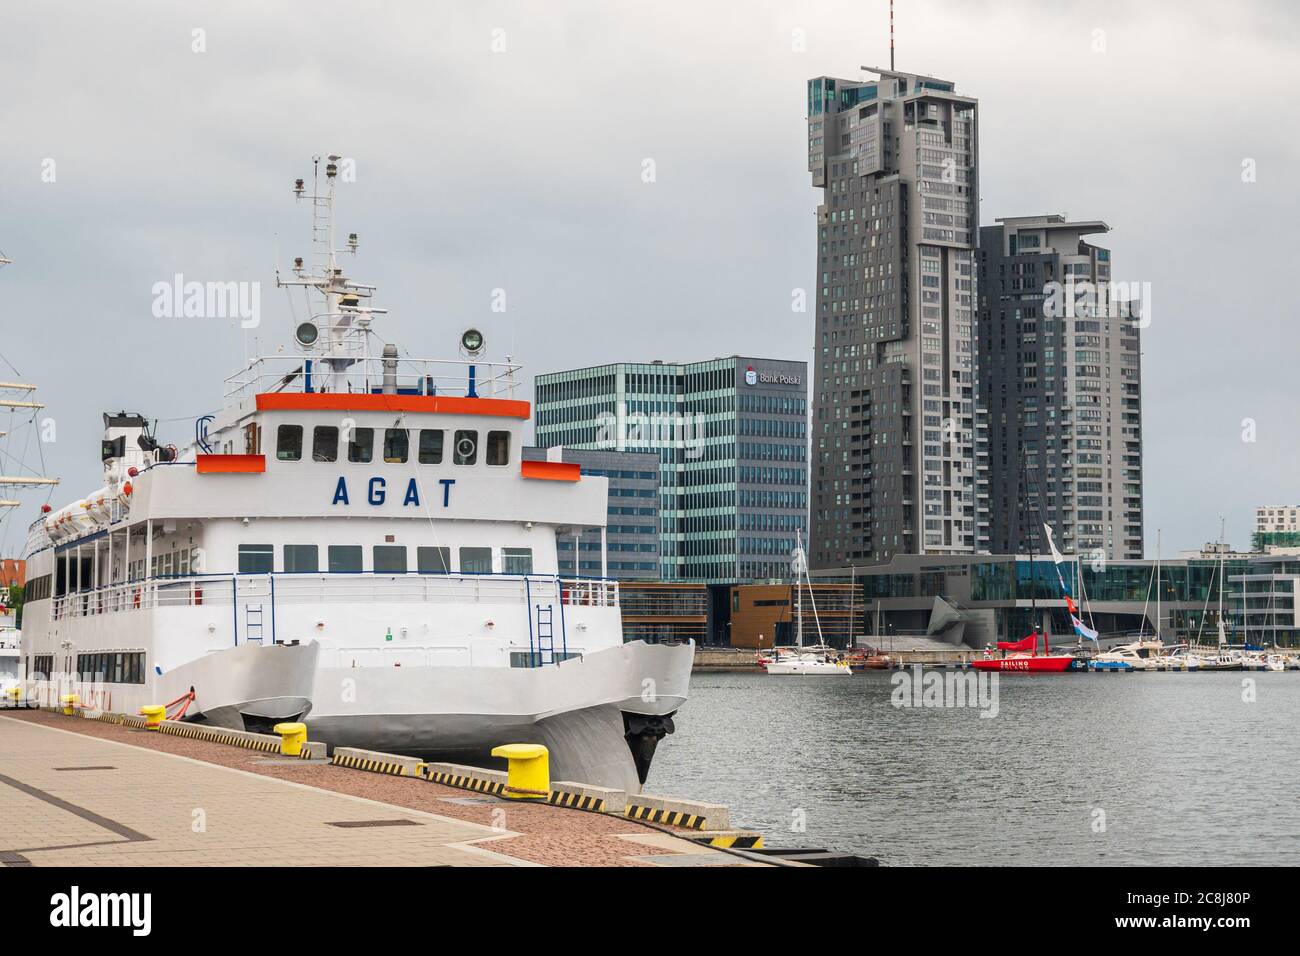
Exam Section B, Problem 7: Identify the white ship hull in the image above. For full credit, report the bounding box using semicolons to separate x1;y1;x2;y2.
299;640;692;791
30;628;691;794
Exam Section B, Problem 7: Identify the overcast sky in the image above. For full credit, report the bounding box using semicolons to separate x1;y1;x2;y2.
1;0;1297;558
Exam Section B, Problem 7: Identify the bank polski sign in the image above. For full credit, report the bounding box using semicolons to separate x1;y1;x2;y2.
744;365;801;387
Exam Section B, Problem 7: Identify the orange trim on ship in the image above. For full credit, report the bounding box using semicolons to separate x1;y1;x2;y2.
521;460;581;482
255;392;531;419
196;454;266;474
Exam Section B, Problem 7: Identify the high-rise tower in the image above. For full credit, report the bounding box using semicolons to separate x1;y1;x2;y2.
977;215;1143;560
807;68;981;567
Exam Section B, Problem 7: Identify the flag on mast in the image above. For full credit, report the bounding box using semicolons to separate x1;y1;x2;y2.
1043;523;1098;641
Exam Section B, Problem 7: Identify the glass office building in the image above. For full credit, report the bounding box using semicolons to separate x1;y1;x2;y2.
534;356;808;583
521;446;661;580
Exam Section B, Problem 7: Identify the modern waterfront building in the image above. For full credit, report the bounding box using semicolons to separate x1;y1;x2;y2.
620;582;709;645
810;550;1300;649
806;68;982;569
534;356;808;584
521;446;661;580
977;216;1143;560
727;582;857;649
1253;505;1300;551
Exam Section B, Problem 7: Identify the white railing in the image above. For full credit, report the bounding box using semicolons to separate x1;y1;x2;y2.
224;354;523;403
50;572;619;622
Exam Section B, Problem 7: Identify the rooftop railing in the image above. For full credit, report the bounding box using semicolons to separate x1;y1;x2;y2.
49;572;618;622
223;354;523;404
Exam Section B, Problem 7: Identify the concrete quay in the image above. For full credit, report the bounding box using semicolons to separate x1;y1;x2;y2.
0;709;770;868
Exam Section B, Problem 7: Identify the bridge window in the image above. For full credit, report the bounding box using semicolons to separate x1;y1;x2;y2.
328;545;363;573
313;426;339;462
238;544;274;574
459;546;492;574
383;428;409;464
277;425;303;461
284;544;319;573
502;547;533;575
348;428;374;463
417;546;450;574
453;430;478;465
418;429;444;464
373;545;408;574
486;430;510;466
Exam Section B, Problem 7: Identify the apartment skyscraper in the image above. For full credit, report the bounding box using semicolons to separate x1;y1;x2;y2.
977;216;1143;560
807;68;982;568
534;357;808;583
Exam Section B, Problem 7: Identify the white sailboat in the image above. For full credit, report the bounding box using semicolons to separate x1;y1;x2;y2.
764;531;851;676
1190;519;1242;671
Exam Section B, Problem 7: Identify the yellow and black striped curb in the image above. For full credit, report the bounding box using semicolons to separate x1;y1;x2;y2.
547;790;607;813
691;832;765;849
331;752;424;777
423;768;506;795
158;721;281;752
624;805;708;830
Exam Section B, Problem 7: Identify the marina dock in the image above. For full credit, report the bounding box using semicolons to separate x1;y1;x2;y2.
0;710;770;868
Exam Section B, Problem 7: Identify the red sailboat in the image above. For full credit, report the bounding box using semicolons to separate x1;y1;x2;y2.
971;450;1076;673
971;630;1074;673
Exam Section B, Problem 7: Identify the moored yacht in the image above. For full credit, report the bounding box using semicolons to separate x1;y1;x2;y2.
17;156;693;792
1089;639;1165;672
763;532;851;676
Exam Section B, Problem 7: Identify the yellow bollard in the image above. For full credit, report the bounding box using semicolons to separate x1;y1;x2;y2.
139;704;166;730
8;685;23;703
273;722;308;756
490;743;550;800
60;693;80;716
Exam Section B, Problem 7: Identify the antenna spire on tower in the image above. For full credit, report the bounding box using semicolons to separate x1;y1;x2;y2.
890;0;895;71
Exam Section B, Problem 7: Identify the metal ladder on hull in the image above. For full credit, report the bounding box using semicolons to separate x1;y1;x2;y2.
535;605;555;665
245;605;265;645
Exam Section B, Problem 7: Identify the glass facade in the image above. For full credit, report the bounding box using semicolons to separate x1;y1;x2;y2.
535;357;807;583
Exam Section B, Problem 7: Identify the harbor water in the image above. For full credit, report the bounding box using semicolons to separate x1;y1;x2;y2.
652;670;1300;865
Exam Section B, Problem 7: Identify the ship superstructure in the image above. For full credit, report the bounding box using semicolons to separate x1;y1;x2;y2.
18;157;692;791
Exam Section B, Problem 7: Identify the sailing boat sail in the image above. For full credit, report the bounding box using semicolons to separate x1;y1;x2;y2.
764;530;851;676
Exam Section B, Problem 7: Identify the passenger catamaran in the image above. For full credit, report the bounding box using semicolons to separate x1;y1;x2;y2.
19;156;693;792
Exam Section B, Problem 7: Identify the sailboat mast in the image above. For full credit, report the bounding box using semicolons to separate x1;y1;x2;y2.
1155;528;1162;641
1217;517;1226;650
795;529;804;650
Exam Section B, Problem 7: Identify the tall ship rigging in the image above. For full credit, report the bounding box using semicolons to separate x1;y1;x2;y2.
17;158;693;792
1;250;62;698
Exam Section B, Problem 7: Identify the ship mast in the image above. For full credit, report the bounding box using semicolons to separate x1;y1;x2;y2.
276;155;386;394
0;256;61;512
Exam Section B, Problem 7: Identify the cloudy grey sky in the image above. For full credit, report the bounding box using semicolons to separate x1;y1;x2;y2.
1;0;1297;557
